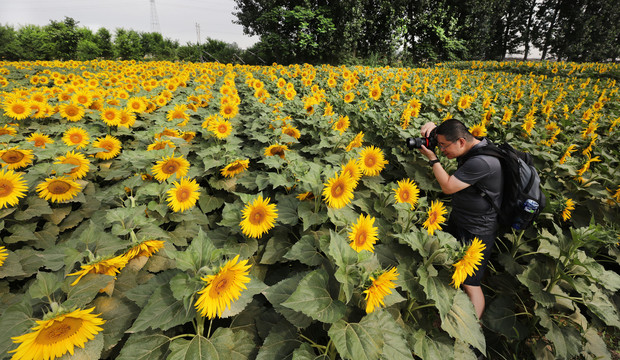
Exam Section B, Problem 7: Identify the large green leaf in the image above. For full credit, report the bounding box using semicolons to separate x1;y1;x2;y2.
0;249;26;278
535;307;582;359
263;272;313;328
13;196;53;221
128;284;194;333
115;331;170;360
275;193;300;226
440;291;486;353
365;311;413;360
93;295;140;355
584;286;620;328
220;276;268;318
256;323;301;360
198;193;225;214
166;228;221;274
328;316;384;360
516;260;556;308
28;271;64;300
284;235;324;266
168;333;230;360
411;329;454;360
62;274;115;309
0;302;33;356
417;266;455;317
282;269;346;324
297;201;328;231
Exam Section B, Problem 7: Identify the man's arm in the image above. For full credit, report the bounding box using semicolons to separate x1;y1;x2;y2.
419;145;471;195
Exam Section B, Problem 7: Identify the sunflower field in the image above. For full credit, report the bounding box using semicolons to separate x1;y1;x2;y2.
0;59;619;360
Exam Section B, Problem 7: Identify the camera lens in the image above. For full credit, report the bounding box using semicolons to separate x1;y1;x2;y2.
406;137;426;149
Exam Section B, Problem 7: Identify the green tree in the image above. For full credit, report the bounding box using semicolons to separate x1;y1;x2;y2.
45;17;81;60
0;24;20;60
95;28;114;59
114;29;143;60
15;25;54;60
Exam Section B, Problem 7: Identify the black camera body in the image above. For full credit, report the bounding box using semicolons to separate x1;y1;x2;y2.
406;128;437;150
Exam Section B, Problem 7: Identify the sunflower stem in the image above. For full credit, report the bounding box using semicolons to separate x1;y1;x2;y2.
195;315;205;337
207;318;213;338
169;334;195;341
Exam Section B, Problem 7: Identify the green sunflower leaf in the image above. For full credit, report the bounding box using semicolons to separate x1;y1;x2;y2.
282;268;346;323
115;331;170;360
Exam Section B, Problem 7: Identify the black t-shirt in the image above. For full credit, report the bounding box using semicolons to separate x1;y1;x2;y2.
450;138;503;235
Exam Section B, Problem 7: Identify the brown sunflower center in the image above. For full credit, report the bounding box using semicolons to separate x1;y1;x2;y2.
35;317;83;345
270;147;284;157
0;129;11;136
428;211;438;224
224;107;233;115
77;95;88;104
163;160;180;174
355;231;367;246
99;141;114;152
131;102;141;109
332;182;345;198
364;155;376;168
66;106;79;117
1;150;24;163
152;142;166;150
48;180;72;194
12;104;26;114
0;179;14;197
70;134;83;143
210;275;231;296
104;111;116;120
33;138;45;147
249;208;265;225
227;163;243;172
218;124;228;134
176;187;191;201
400;190;409;201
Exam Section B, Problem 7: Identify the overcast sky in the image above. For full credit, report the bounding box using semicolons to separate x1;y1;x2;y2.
0;0;259;49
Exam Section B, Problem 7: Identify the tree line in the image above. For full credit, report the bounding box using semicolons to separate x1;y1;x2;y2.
1;0;618;66
233;0;619;65
0;17;254;64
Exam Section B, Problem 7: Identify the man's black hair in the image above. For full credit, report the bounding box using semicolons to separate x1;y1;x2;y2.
435;119;475;142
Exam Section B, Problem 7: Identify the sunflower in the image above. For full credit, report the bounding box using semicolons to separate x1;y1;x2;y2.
346;131;364;151
457;95;474;110
333;115;350;133
296;191;314;201
240;195;278;238
561;198;575;221
559;144;578;164
423;200;448;235
62;127;90;149
0;147;34;170
58;102;85;122
126;97;147;113
122;240;165;262
393;178;420;208
54;151;90;180
221;159;249;178
100;107;120;126
9;307;105;360
0;246;7;267
155;128;180;140
167;104;190;124
67;255;128;286
3;99;32;120
281;124;301;139
151;154;190;182
36;177;82;203
343;92;355;103
358;146;388;176
451;237;486;288
219;102;239;119
322;171;355;209
26;132;54;148
209;118;233;139
93;135;122;160
341;159;362;184
118;109;136;128
194;255;252;319
0;125;17;136
71;90;93;107
348;214;379;253
166;177;200;212
364;268;398;313
147;140;176;151
264;144;288;159
469;122;487;137
368;86;381;100
0;169;28;209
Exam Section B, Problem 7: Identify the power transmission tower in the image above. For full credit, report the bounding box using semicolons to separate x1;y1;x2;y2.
196;23;203;62
150;0;161;33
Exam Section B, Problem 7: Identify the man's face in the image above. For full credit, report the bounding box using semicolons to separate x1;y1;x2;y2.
436;134;464;159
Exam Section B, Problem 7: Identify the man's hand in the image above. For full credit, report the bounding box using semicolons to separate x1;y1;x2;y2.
420;122;437;137
419;145;437;161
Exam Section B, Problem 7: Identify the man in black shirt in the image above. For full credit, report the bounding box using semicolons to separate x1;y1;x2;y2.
418;119;503;319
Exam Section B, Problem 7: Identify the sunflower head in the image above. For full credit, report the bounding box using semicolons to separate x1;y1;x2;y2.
0;169;28;209
240;195;278;238
0;147;34;170
36;177;82;203
348;214;379;253
151;155;190;182
393;178;420;208
322;171;355;209
166;177;201;212
364;268;398;313
93;135;122;160
62;127;90;149
451;237;486;288
358;146;388;176
423;200;448;235
9;307;106;360
264;144;288;159
221;159;249;178
194;255;251;319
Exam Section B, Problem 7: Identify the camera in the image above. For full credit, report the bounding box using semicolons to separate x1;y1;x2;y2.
406;128;437;150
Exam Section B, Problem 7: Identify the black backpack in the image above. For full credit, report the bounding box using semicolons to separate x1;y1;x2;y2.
461;140;546;230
